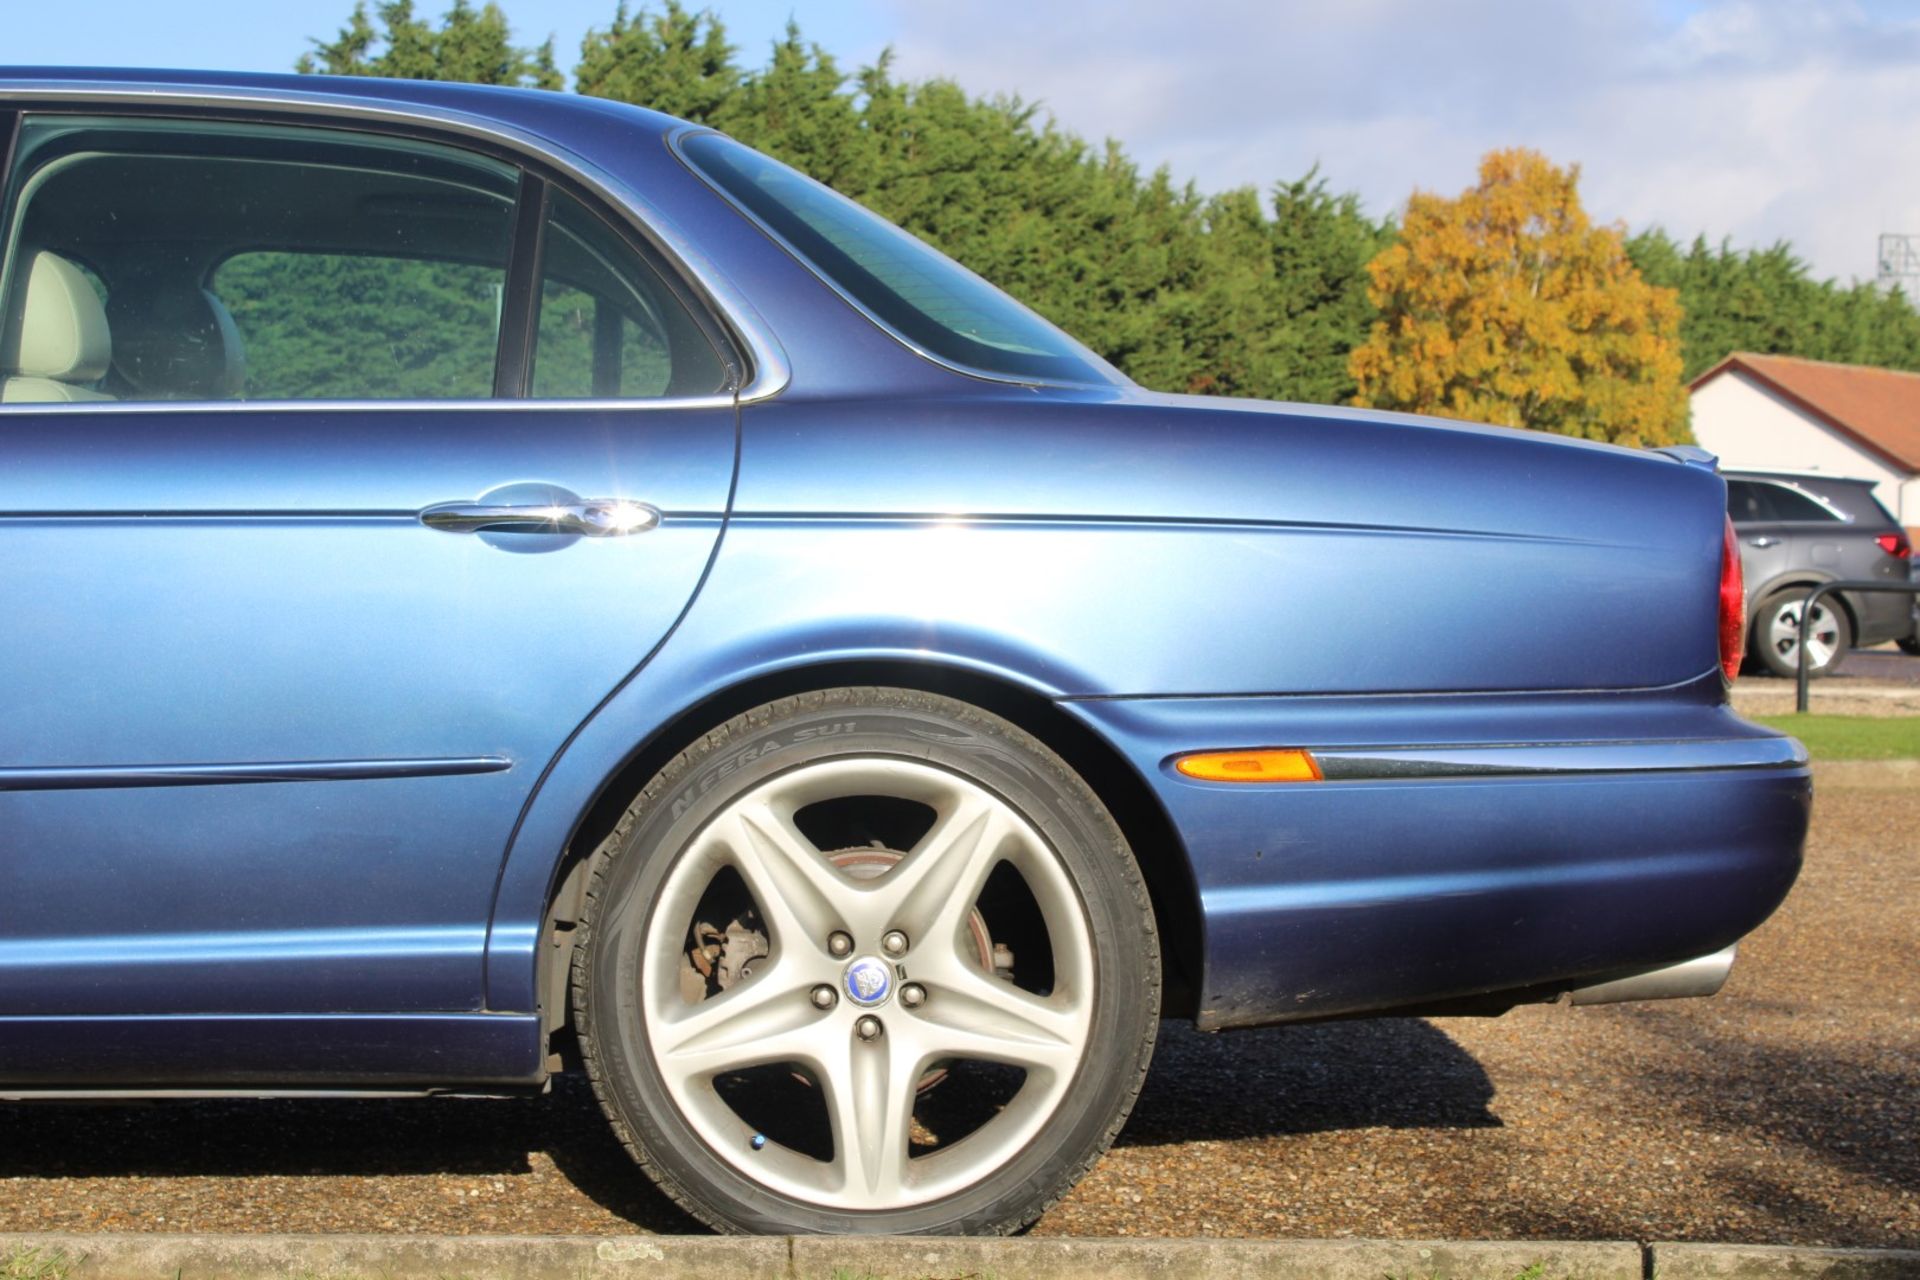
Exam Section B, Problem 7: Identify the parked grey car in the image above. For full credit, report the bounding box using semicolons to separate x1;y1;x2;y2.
1726;471;1913;677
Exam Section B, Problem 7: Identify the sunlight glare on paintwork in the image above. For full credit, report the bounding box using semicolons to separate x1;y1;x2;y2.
873;516;1080;626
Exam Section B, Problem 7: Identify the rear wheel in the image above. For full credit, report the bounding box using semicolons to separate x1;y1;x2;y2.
1753;588;1852;679
572;688;1160;1234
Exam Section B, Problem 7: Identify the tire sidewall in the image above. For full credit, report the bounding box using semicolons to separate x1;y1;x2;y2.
582;692;1156;1235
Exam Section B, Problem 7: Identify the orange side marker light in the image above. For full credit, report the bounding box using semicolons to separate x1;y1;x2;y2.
1175;749;1322;783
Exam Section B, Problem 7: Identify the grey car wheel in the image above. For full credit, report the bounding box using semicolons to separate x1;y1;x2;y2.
1753;588;1852;679
572;688;1160;1235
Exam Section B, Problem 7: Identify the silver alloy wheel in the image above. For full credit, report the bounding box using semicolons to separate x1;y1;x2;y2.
1766;597;1841;671
640;756;1094;1210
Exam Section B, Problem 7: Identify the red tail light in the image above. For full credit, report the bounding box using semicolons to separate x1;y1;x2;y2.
1720;517;1745;684
1875;531;1912;559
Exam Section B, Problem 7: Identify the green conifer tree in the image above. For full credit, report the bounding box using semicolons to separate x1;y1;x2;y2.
299;0;559;88
574;1;739;123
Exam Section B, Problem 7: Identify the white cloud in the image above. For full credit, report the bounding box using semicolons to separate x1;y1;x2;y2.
875;0;1920;282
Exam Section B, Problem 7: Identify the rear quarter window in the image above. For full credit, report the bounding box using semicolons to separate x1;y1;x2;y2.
679;131;1123;388
1730;480;1842;523
1761;484;1841;522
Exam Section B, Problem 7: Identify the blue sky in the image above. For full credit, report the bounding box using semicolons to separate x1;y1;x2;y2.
8;0;1918;283
2;1;893;84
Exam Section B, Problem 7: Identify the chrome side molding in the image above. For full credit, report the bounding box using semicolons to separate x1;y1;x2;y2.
1568;945;1737;1006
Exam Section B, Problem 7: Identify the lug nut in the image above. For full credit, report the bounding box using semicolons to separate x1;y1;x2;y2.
881;930;909;956
810;984;838;1010
827;931;853;958
855;1015;883;1041
900;983;926;1008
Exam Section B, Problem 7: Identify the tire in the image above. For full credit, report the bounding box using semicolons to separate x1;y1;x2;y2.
1752;588;1853;679
572;687;1160;1235
1899;635;1920;658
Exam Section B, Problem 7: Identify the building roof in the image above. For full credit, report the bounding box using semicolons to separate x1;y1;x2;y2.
1691;352;1920;474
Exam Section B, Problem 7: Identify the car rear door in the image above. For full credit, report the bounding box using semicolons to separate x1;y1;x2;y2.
0;109;737;1020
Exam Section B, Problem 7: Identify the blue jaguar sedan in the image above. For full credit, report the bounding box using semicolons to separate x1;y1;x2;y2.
0;69;1808;1235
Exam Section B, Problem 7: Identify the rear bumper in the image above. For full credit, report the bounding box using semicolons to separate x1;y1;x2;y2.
1065;683;1811;1030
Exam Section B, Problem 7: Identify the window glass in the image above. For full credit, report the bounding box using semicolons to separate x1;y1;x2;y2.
217;254;505;400
1726;481;1768;523
1761;483;1839;522
0;116;518;403
530;188;726;400
680;132;1123;387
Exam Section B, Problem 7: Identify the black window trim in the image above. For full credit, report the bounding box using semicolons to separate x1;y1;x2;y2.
494;171;549;399
0;108;16;365
0;112;17;202
0;92;774;412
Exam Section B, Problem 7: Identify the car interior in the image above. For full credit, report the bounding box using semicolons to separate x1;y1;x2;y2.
0;118;724;403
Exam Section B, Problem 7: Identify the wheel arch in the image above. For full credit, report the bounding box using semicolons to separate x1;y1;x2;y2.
534;659;1204;1058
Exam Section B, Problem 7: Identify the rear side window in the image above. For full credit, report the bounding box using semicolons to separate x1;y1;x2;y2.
0;115;729;405
531;188;726;399
0;116;519;403
217;253;507;401
1761;483;1840;522
1728;480;1842;523
1726;481;1768;523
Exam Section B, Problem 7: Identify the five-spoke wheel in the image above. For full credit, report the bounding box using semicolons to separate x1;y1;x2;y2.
1752;588;1851;679
573;688;1159;1234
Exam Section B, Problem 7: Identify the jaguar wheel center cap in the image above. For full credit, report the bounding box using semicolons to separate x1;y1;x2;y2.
842;955;893;1008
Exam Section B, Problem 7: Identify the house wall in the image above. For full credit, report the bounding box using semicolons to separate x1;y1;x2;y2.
1690;371;1920;535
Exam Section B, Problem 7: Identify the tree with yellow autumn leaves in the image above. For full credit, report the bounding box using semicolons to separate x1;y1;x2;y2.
1351;149;1688;447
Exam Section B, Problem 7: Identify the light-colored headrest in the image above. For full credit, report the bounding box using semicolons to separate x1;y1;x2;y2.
6;252;111;383
109;284;246;400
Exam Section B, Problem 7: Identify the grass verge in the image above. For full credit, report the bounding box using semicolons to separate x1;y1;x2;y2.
1;1249;72;1280
1756;713;1920;760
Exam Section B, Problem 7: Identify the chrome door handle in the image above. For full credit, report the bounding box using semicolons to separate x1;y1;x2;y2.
421;499;661;537
1746;536;1781;548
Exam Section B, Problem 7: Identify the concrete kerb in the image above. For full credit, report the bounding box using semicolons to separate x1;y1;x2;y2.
793;1235;1642;1278
2;1235;1917;1280
0;1235;789;1280
1650;1243;1920;1279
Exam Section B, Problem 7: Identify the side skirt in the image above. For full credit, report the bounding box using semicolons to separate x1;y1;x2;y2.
0;1013;545;1090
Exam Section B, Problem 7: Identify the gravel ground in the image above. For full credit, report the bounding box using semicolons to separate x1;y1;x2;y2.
1833;647;1920;686
0;766;1912;1246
